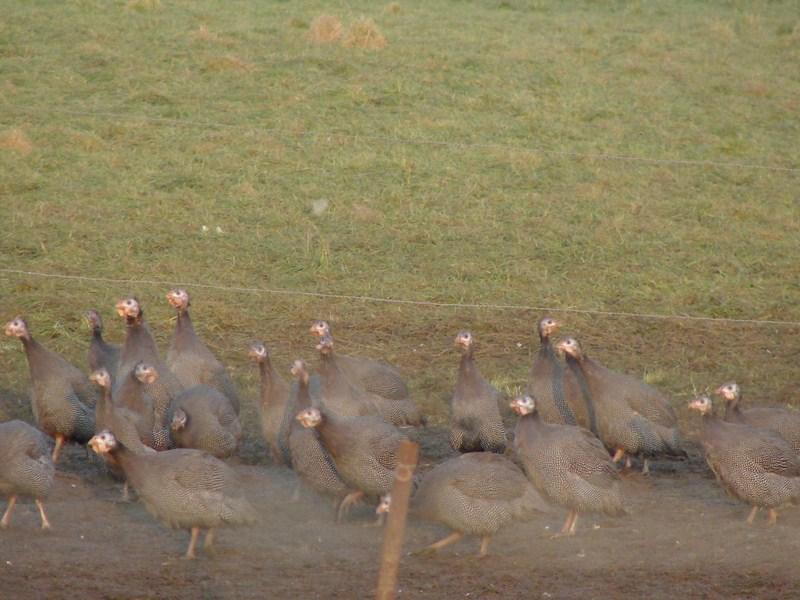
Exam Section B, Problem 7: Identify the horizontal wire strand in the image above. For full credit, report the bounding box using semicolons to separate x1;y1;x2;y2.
1;268;797;327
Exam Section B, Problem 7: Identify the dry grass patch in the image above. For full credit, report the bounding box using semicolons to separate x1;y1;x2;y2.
204;55;254;73
743;79;770;98
192;24;221;44
307;15;343;45
342;17;387;50
125;0;160;12
708;19;735;42
0;129;33;155
351;203;384;223
385;2;402;15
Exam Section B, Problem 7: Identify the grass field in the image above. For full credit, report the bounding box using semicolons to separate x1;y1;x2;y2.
1;0;799;428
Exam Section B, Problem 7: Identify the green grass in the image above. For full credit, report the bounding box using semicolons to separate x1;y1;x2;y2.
1;0;799;430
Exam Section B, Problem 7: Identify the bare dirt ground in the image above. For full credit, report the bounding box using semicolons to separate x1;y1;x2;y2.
2;423;800;600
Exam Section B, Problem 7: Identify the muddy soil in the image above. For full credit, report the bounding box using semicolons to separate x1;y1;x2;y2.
1;426;799;600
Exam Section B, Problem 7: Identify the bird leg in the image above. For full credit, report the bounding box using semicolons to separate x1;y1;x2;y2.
336;490;364;523
767;509;778;526
568;512;579;535
611;449;625;464
52;434;65;464
478;535;492;557
642;459;650;476
365;511;386;528
204;529;216;555
35;499;51;530
121;482;130;502
185;527;200;559
551;510;577;538
746;506;759;525
423;531;464;554
1;495;17;528
625;457;632;469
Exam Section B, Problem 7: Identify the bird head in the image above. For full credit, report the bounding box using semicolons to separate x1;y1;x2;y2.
296;408;322;428
248;342;268;363
89;368;111;389
89;430;118;455
171;408;188;432
510;395;536;416
84;310;103;331
688;395;713;416
555;337;583;360
714;382;740;402
115;297;142;320
290;359;309;384
4;317;30;339
316;334;334;355
309;320;331;338
166;289;190;312
537;316;561;339
454;330;474;352
134;362;158;384
376;494;392;515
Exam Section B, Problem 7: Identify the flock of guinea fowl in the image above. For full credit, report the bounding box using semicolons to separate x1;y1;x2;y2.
2;290;800;560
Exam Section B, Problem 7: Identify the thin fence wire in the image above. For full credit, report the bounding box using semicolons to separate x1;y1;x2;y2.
5;107;799;173
1;268;798;328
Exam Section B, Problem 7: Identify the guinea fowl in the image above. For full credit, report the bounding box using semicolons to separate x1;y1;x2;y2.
131;362;180;452
249;341;292;466
556;337;684;474
315;335;379;419
296;405;406;523
287;359;348;504
449;331;506;453
311;321;424;426
90;368;154;453
5;317;96;463
716;382;800;452
511;395;625;536
89;430;257;559
85;310;120;383
310;321;422;425
689;394;800;525
165;289;240;414
377;452;548;556
115;297;183;401
0;420;55;530
527;317;597;433
169;386;242;459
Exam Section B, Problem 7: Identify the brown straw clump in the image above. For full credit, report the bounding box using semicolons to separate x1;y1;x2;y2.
0;129;33;155
308;15;343;45
342;17;387;50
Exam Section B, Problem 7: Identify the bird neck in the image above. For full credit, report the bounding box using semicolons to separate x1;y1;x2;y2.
723;395;743;420
514;411;541;445
258;358;286;404
314;409;346;459
173;310;199;348
295;377;312;411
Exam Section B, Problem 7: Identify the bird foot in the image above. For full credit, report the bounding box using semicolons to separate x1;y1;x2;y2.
410;546;439;557
550;531;575;540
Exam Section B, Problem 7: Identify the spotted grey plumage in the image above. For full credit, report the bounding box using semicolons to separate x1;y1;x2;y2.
249;341;292;465
310;320;423;425
512;395;625;535
287;360;348;502
558;337;683;470
690;394;800;525
165;289;240;414
0;420;55;529
89;430;257;559
717;382;800;453
169;385;241;459
85;309;120;385
5;317;96;463
449;331;506;453
409;452;548;556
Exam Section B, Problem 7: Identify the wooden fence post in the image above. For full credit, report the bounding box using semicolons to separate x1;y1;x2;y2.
375;440;419;600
